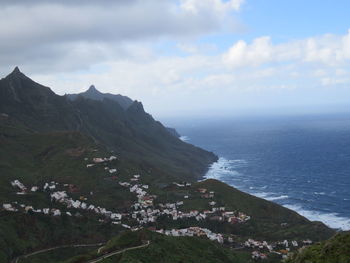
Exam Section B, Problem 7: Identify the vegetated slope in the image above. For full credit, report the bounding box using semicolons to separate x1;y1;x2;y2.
284;231;350;263
0;118;335;263
63;230;252;263
0;68;217;182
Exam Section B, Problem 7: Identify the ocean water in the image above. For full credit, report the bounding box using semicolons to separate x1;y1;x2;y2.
168;114;350;230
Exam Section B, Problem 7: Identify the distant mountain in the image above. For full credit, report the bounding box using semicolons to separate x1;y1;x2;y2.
0;67;217;182
68;85;181;138
67;85;134;110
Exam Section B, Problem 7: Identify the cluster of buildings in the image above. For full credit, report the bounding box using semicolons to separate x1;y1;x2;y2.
251;251;268;260
4;165;252;244
245;239;274;251
86;155;117;169
11;179;27;194
198;188;215;198
245;238;313;260
173;182;191;187
116;174;251;234
155;227;224;244
50;189;123;222
2;202;65;216
4;178;124;223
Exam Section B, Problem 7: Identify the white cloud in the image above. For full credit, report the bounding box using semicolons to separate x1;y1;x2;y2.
180;0;245;14
1;0;350;116
223;30;350;68
0;0;244;73
223;37;273;67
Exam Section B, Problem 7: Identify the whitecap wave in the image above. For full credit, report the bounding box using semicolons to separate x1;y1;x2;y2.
266;195;289;201
204;157;245;180
251;192;289;201
314;192;326;195
284;204;350;230
179;136;190;142
252;192;272;198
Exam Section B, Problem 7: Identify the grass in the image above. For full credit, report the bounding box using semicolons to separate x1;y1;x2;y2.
19;246;98;263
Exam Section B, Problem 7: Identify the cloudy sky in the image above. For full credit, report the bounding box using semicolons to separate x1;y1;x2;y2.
1;0;350;117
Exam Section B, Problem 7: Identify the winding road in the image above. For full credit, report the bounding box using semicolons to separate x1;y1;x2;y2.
86;240;151;263
12;240;151;263
12;242;105;263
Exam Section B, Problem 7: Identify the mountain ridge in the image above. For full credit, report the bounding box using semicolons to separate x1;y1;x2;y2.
67;84;134;110
0;67;217;182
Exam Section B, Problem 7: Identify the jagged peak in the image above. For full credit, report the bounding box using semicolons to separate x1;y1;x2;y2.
87;85;100;93
128;100;145;113
6;66;27;80
88;85;96;91
12;66;21;74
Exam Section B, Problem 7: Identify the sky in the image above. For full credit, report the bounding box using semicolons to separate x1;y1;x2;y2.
0;0;350;118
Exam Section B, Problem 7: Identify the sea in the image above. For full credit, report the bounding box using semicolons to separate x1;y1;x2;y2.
165;113;350;230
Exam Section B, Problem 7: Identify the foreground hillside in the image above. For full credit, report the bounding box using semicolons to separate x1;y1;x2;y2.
284;231;350;263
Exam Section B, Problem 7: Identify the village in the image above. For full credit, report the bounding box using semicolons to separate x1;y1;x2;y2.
1;154;312;261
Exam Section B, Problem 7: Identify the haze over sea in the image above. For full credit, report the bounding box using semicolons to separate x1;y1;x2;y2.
166;113;350;230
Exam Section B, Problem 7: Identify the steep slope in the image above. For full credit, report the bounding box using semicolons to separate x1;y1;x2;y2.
67;85;133;110
0;68;217;182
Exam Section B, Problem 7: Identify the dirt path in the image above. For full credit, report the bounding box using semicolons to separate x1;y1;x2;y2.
12;242;105;263
86;240;151;263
